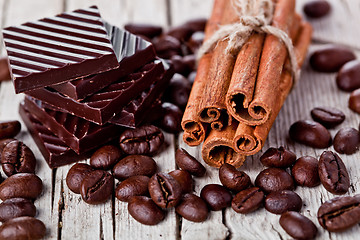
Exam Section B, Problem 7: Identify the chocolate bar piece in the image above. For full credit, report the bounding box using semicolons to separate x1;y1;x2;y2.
51;22;156;100
23;96;123;154
3;6;119;93
27;61;165;125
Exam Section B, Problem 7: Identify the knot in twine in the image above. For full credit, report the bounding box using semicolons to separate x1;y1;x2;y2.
197;0;300;84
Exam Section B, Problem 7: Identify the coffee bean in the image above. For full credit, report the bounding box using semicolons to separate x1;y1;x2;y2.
0;138;13;160
157;102;183;134
349;89;360;114
310;45;356;72
176;193;209;222
1;140;36;177
0;121;21;139
219;163;250;192
80;170;114;205
112;155;157;180
124;23;162;39
0;216;46;240
319;151;350;195
317;194;360;232
333;127;360;155
0;57;10;82
265;190;302;214
183;18;207;32
170;55;193;76
163;73;192;110
200;184;232;211
90;145;122;170
66;163;94;194
280;211;318;240
291;156;320;187
260;146;296;168
0;173;42;200
188;71;197;85
255;168;294;194
289;120;332;148
187;31;205;54
336;60;360;92
166;25;193;42
115;175;150;202
169;169;193;194
231;187;264;214
153;35;182;59
119;125;164;156
148;173;182;208
303;0;331;18
311;107;345;128
128;196;165;225
175;148;206;177
0;198;36;222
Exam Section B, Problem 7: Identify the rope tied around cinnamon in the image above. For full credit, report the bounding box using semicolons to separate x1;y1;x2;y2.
197;0;300;85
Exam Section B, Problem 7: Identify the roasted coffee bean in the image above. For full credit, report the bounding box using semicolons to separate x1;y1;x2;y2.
265;190;302;214
188;71;197;85
349;88;360;114
90;145;122;170
166;25;193;42
169;169;193;194
0;173;42;200
153;35;182;59
66;163;94;194
175;148;206;177
333;127;360;154
124;23;162;39
280;211;318;240
336;60;360;92
310;45;356;72
148;173;182;208
318;151;350;195
317;194;360;232
175;193;209;222
0;216;46;240
255;168;294;194
0;198;36;222
0;138;14;160
187;31;205;54
80;170;114;205
311;106;345;128
260;146;296;168
1;140;36;177
163;73;192;110
112;155;157;180
219;163;251;192
115;175;150;202
289;120;332;148
157;102;183;134
200;184;232;211
170;55;193;76
0;57;10;82
231;187;264;214
184;18;207;32
0;121;21;139
291;156;320;187
128;196;165;225
119;125;164;156
303;0;331;18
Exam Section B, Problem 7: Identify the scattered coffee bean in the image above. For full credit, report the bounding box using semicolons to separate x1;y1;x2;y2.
291;156;320;187
119;125;164;156
303;0;331;18
187;31;205;54
0;173;42;200
349;88;360;114
157;102;183;134
219;163;251;192
175;148;206;177
153;35;182;59
0;121;21;139
333;127;360;154
0;216;46;240
183;18;207;33
260;146;296;168
289;120;332;148
310;106;345;128
336;60;360;92
188;71;197;85
317;194;360;232
255;168;294;194
90;145;122;170
112;155;157;180
128;196;165;225
80;170;114;205
115;175;150;202
124;23;162;39
318;151;350;195
280;211;317;240
1;140;36;177
169;169;193;194
166;25;193;42
0;198;36;222
170;55;193;76
148;173;182;208
163;73;192;110
66;163;94;194
231;187;264;214
0;138;14;160
310;45;356;73
200;184;232;211
175;193;209;222
265;190;302;214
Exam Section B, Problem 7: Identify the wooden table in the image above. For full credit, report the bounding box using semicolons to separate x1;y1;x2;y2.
0;0;359;239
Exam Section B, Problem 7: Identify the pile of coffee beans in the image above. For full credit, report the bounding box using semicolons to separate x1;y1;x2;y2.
0;121;46;239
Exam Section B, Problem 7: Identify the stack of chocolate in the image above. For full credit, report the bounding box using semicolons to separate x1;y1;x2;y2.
2;6;173;168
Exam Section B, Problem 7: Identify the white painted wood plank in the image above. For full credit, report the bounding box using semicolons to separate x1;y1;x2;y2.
169;0;213;26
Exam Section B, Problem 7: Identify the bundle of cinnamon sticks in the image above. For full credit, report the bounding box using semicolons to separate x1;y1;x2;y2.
181;0;312;168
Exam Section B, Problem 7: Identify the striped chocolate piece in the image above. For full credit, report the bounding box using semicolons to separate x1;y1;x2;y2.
3;6;119;93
